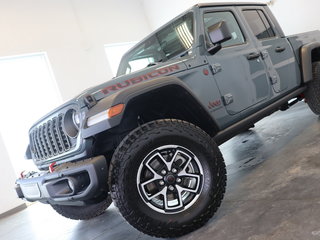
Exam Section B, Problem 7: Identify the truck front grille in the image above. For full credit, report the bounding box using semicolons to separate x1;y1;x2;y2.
30;114;76;161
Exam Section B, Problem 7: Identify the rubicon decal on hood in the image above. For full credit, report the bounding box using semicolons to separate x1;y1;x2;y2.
101;64;180;95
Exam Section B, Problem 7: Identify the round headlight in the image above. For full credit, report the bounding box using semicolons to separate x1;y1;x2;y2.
63;109;79;138
73;111;81;127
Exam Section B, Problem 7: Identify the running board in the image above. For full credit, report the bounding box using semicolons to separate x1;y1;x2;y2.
214;87;307;145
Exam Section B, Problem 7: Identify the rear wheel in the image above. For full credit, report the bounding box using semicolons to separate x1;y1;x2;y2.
51;194;112;220
305;61;320;115
109;119;226;238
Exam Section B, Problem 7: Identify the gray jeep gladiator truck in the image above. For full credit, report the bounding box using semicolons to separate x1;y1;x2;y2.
15;2;320;238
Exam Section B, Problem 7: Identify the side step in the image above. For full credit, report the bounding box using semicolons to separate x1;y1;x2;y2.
214;87;307;145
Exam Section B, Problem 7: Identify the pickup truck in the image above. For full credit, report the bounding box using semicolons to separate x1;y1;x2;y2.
15;2;320;238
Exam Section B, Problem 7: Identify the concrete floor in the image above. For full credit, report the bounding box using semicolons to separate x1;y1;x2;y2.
1;102;320;240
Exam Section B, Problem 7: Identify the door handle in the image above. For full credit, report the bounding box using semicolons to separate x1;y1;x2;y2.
247;52;260;60
275;46;286;53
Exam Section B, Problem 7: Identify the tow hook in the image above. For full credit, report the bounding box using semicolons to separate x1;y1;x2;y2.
49;162;56;173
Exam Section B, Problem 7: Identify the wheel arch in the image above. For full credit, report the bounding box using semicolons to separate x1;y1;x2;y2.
120;83;219;136
301;42;320;83
83;76;220;156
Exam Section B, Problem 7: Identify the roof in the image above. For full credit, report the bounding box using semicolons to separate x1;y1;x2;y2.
196;2;267;8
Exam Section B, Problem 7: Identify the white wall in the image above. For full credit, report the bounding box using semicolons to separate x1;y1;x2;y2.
0;134;24;215
269;0;320;35
0;0;151;101
0;0;151;214
140;0;269;30
140;0;320;36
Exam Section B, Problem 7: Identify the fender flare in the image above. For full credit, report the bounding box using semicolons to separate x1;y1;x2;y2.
81;76;218;138
301;42;320;83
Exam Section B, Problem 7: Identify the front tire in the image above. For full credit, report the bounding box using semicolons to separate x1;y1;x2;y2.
109;119;226;238
305;61;320;115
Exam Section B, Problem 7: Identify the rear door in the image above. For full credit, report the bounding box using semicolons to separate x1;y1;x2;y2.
241;7;301;94
202;7;271;115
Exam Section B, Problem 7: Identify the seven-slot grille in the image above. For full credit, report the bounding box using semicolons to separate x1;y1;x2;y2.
30;114;76;161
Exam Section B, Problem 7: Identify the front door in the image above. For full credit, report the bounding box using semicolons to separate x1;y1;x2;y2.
202;8;271;115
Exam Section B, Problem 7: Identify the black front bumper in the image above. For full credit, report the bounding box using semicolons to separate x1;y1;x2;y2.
15;156;108;206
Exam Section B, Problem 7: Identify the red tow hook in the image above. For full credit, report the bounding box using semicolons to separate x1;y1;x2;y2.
49;162;56;173
20;170;25;179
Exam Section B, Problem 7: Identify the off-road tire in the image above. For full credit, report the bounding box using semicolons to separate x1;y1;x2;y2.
305;61;320;115
51;195;112;220
109;119;226;238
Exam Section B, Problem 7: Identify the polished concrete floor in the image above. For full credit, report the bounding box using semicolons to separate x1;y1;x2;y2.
1;102;320;240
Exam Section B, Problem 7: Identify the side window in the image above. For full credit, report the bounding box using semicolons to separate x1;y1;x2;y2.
243;10;275;40
203;11;245;48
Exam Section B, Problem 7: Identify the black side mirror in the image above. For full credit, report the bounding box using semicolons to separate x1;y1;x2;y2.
207;21;232;55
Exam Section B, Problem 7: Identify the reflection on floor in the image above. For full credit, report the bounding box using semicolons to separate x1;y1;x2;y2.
1;102;320;240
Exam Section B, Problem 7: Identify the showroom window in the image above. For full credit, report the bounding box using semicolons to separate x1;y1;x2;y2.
104;42;137;76
0;52;62;175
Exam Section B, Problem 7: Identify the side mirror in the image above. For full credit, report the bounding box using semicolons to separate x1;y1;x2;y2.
207;21;232;55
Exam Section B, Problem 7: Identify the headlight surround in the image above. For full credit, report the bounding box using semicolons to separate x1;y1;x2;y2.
63;109;80;138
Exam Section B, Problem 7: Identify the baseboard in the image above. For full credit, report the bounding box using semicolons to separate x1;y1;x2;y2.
0;203;27;219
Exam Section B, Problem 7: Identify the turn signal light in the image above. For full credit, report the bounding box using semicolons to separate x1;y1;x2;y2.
108;104;124;118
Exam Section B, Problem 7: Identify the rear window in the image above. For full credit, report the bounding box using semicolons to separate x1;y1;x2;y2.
243;10;275;40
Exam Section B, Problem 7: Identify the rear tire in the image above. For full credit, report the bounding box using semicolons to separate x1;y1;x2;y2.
305;61;320;115
109;119;226;238
51;195;112;220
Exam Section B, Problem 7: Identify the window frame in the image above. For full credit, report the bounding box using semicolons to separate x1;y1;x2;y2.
117;11;196;77
202;9;247;49
242;9;277;41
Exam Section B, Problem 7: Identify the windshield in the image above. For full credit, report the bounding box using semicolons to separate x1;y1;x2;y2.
117;12;194;76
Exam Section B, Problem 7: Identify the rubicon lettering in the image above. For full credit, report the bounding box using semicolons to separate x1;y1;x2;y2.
101;65;180;94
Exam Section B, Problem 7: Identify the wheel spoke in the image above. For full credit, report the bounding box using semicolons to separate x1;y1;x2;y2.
164;186;183;211
145;186;167;201
178;171;200;180
145;160;162;180
176;184;199;194
179;154;192;173
175;186;184;208
167;150;181;171
140;174;162;188
154;152;173;171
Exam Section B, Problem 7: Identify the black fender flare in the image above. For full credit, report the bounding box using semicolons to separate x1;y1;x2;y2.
81;76;218;138
301;42;320;83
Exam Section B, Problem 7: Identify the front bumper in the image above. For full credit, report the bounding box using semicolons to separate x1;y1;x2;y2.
15;156;108;206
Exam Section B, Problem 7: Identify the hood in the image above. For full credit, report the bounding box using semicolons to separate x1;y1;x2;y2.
76;59;187;104
30;59;187;129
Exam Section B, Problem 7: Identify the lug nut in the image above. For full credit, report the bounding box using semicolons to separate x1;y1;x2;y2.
161;169;167;175
159;180;165;186
176;178;181;183
168;185;175;191
172;168;177;173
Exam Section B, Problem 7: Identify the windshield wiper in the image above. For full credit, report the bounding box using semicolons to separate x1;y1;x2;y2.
180;50;189;57
146;59;163;67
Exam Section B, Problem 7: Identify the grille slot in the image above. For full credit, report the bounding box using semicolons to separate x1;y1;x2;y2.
30;113;76;161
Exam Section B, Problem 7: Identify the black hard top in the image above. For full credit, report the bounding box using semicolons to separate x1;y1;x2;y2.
196;2;267;8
